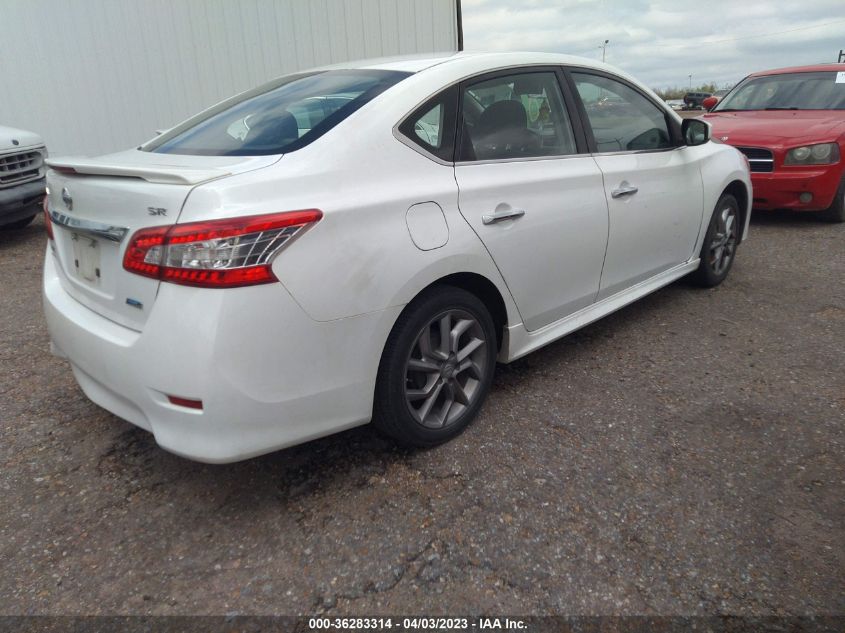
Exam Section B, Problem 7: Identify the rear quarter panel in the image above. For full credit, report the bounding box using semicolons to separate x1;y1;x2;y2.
178;86;519;326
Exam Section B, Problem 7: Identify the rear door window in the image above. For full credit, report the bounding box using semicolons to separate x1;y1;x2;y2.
458;71;577;161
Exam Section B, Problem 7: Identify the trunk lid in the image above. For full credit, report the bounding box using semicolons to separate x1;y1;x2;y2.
45;149;280;330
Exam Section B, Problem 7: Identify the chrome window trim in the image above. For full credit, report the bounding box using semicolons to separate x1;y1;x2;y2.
454;152;593;167
587;146;686;158
49;210;129;243
394;135;683;166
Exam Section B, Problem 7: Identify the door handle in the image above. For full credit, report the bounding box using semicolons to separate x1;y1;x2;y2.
611;183;639;199
482;208;525;225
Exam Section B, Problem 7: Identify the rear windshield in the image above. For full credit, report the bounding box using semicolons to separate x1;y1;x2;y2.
715;71;845;111
143;69;410;156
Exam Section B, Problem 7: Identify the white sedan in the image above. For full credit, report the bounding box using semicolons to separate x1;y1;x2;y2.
43;52;751;463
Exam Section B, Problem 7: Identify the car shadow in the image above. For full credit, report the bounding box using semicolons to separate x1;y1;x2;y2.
95;412;419;513
749;209;827;227
495;276;688;382
0;214;44;246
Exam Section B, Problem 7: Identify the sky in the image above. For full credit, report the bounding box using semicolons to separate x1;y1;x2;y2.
460;0;845;90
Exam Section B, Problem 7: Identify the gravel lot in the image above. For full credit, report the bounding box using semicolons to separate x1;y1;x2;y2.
1;213;843;616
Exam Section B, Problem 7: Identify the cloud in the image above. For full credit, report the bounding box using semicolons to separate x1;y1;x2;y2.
461;0;845;89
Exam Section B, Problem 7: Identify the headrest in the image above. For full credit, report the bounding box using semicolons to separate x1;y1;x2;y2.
475;100;527;137
512;75;548;96
247;110;299;146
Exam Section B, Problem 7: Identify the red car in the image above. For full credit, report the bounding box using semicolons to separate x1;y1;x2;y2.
702;64;845;222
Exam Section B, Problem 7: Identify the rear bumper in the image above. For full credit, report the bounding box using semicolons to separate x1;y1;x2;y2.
751;165;843;211
43;250;400;463
0;177;45;224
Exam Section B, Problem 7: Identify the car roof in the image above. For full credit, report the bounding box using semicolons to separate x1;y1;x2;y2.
319;51;614;74
749;63;845;77
322;52;460;72
314;51;672;118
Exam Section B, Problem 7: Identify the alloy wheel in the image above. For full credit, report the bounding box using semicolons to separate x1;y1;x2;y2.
708;204;737;276
403;309;488;429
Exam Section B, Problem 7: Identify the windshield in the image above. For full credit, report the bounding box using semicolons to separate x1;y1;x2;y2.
715;71;845;111
143;69;410;156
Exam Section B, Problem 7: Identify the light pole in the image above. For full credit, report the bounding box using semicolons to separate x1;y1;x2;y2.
688;74;692;90
599;39;609;62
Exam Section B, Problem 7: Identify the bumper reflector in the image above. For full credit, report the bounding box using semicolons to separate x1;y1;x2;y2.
167;395;203;410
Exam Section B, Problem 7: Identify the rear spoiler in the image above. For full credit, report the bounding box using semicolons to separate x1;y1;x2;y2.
45;157;230;185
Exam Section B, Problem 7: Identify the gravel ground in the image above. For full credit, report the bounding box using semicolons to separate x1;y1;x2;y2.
1;213;843;616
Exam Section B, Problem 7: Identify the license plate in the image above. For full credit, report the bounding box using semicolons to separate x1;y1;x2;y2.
71;233;101;283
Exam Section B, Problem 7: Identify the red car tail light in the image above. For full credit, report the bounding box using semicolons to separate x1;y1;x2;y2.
123;210;322;288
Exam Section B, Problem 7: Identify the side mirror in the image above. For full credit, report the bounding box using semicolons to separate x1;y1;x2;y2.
682;118;710;146
702;96;719;111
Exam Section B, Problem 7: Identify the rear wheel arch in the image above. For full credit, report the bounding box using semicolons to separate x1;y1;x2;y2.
424;273;508;352
372;283;499;446
371;272;509;427
395;272;509;353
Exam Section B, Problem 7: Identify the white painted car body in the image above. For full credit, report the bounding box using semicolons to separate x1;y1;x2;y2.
43;52;751;462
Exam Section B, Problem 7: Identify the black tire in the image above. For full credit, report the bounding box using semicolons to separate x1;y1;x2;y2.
817;175;845;223
373;285;497;447
0;214;36;231
690;193;740;287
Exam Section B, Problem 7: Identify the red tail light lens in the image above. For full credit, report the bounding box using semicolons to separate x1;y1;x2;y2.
43;196;53;240
123;210;322;288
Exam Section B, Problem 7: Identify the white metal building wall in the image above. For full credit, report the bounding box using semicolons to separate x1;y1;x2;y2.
0;0;459;156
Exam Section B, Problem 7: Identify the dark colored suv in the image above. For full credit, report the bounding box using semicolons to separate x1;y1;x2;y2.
683;92;712;110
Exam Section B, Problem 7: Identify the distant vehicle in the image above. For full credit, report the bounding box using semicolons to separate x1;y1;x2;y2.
43;52;751;463
704;63;845;222
702;89;731;111
597;94;625;107
665;99;684;110
0;125;47;230
683;92;712;110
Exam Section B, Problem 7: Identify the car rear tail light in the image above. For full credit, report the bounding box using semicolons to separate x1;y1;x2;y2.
123;210;322;288
43;196;53;240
